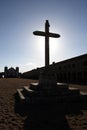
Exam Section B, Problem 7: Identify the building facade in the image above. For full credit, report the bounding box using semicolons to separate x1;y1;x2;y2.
22;54;87;84
50;54;87;84
4;66;19;78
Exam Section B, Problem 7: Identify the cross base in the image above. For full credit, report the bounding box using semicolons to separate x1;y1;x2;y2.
39;67;57;88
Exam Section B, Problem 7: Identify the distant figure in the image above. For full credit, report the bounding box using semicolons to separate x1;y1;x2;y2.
2;75;4;78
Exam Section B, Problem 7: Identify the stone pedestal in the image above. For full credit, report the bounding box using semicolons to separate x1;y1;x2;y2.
39;69;57;88
17;67;85;104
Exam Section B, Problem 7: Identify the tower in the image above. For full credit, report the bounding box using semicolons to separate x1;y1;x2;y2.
4;66;8;78
16;67;19;77
16;67;19;73
4;66;8;72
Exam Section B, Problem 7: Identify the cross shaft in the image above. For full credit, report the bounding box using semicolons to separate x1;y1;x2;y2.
33;20;60;67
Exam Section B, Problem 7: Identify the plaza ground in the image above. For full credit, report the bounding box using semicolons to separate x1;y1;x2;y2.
0;78;87;130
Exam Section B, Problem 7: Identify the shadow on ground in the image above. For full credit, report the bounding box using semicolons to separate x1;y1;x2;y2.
14;93;87;130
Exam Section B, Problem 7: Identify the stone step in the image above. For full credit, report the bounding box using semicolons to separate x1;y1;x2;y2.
69;87;80;95
17;89;25;103
57;83;69;88
30;83;39;86
30;83;39;90
17;89;82;104
23;86;42;96
17;84;87;104
80;92;87;102
24;86;34;93
24;85;80;97
17;87;81;104
30;82;69;90
17;88;31;104
80;92;87;95
23;86;36;97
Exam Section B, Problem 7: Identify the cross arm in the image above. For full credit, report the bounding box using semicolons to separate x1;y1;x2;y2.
33;31;60;38
33;31;46;36
48;32;60;38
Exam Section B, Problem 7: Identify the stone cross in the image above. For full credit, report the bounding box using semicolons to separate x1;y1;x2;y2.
33;20;60;67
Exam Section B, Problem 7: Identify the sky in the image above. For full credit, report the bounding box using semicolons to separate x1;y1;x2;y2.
0;0;87;73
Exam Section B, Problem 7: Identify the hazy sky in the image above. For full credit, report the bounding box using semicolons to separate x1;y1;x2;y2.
0;0;87;72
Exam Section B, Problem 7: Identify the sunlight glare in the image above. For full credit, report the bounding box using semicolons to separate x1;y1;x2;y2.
35;37;44;54
34;36;63;64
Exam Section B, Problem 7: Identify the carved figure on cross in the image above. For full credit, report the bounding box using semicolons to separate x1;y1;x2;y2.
33;20;60;67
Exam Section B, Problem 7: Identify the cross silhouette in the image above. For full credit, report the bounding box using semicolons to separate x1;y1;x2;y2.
33;20;60;67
